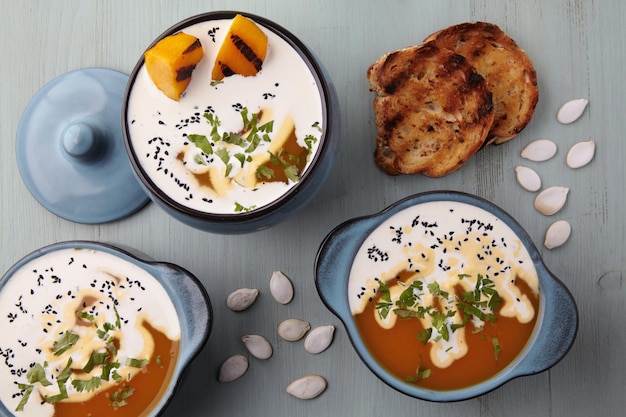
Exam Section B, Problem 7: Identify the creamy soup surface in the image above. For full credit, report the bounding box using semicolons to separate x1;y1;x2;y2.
127;17;324;214
0;248;181;417
349;201;540;376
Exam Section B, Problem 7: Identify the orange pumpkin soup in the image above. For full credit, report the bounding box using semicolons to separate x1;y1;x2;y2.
0;248;182;417
348;201;540;390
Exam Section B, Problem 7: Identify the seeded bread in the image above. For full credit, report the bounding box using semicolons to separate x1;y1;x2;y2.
367;43;495;177
423;22;538;144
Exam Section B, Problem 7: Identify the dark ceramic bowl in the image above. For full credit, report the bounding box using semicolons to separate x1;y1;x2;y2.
315;191;578;402
123;11;339;234
0;241;211;416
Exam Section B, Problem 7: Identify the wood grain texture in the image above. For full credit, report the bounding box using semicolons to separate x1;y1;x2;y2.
1;0;624;416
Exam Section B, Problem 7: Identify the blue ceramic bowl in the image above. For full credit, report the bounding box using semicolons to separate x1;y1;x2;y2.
123;11;340;234
0;241;211;416
315;191;578;402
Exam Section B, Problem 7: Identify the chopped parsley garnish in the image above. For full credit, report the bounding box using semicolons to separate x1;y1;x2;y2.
110;385;135;408
187;134;214;155
375;273;503;348
126;358;150;368
52;331;79;355
188;107;318;185
15;308;151;412
72;376;102;393
492;336;501;361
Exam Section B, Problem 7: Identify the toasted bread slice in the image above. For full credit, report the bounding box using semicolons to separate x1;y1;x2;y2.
367;43;494;177
424;22;538;144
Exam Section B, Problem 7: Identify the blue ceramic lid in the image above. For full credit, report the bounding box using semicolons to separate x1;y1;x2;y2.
16;68;149;224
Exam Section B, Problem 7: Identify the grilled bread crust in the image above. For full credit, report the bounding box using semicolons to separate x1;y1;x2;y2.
423;22;538;143
367;43;495;177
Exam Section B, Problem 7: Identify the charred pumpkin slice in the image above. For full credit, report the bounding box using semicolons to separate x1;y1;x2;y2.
145;32;204;101
212;14;268;80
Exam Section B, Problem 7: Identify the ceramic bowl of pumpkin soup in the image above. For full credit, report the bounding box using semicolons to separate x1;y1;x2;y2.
315;191;578;402
123;11;339;234
0;241;211;417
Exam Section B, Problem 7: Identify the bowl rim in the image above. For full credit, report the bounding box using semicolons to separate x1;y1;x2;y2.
122;10;336;223
0;240;212;416
314;190;578;402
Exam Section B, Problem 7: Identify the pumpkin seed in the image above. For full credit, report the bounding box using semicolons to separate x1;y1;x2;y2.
557;98;588;124
544;220;572;249
515;165;542;192
218;354;249;382
566;140;596;169
226;288;259;312
278;319;311;342
286;375;327;400
534;186;569;216
521;139;557;162
304;325;335;354
241;334;273;360
270;270;294;304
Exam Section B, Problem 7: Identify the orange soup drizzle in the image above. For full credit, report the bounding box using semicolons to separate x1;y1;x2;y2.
354;276;539;390
52;321;179;417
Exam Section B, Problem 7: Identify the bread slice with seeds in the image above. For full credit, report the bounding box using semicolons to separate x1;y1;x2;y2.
367;43;495;177
423;22;538;144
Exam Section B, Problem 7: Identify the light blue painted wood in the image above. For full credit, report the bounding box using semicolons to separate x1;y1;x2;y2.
1;1;623;416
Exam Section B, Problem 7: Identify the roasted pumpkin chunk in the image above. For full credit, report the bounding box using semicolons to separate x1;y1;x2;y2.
211;14;268;80
145;32;204;101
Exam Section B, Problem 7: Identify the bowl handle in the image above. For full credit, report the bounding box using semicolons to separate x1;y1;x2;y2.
152;263;213;362
517;267;578;375
315;220;366;319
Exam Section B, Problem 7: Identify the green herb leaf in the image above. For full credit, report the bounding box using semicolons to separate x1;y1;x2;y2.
215;148;230;166
258;120;273;133
430;311;451;341
245;134;262;153
492;336;501;361
234;153;246;167
53;331;79;356
26;363;52;387
417;367;431;381
113;306;122;329
111;370;123;383
44;358;72;404
284;164;300;182
188;134;214;155
125;358;150;368
101;361;120;381
72;376;102;393
417;328;432;345
15;384;33;412
427;282;449;299
76;311;95;322
111;385;135;408
256;165;275;180
83;351;109;373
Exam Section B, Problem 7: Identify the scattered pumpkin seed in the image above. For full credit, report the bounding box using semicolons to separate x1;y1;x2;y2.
218;354;249;382
521;139;558;162
544;220;572;249
270;270;294;304
226;288;259;312
515;165;542;192
304;325;335;354
286;375;327;400
241;334;273;360
534;186;569;216
557;98;589;124
566;140;596;169
278;318;311;342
